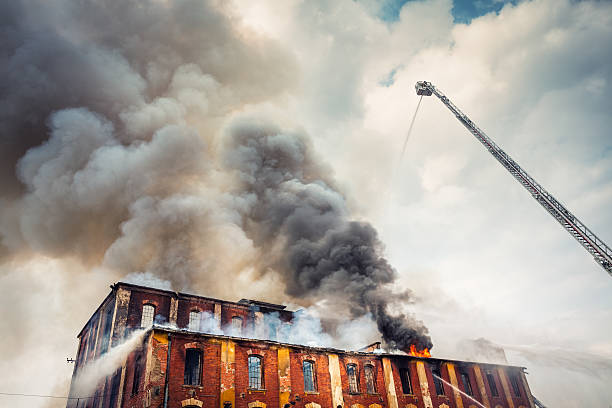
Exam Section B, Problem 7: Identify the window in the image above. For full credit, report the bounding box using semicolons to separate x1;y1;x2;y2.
188;310;201;331
141;304;155;328
100;304;114;354
248;355;263;389
431;367;445;396
486;371;499;397
459;370;473;397
364;364;376;394
346;364;359;394
399;368;413;395
109;369;121;408
509;373;522;397
132;355;142;395
303;360;316;392
232;316;243;335
184;349;202;385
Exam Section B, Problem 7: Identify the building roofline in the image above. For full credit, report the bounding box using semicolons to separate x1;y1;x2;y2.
149;325;526;371
113;281;295;312
76;288;115;338
77;281;296;338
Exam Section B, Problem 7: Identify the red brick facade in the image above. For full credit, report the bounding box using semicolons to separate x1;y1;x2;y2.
67;283;536;408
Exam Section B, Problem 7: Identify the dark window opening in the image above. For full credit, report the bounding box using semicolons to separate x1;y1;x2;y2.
399;368;413;394
303;360;316;392
347;364;359;394
486;371;499;397
509;373;522;397
459;370;473;396
184;349;202;386
431;367;445;396
132;355;142;395
364;364;376;394
248;355;263;389
100;303;114;355
109;369;121;408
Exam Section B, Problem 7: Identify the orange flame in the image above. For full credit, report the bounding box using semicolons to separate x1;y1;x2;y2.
408;344;431;358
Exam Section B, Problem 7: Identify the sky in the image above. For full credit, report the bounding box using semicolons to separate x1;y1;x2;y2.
1;0;612;407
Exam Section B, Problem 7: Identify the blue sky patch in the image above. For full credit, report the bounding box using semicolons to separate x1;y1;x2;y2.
371;0;519;24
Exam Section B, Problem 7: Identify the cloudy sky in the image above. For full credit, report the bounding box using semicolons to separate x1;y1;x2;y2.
1;0;611;407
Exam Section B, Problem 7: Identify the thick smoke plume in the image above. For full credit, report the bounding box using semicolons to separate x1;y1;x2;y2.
223;121;432;350
0;0;431;353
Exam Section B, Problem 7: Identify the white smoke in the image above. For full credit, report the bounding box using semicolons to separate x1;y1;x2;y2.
178;308;380;351
71;329;148;398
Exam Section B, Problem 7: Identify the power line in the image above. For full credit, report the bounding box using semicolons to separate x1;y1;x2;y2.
0;391;107;400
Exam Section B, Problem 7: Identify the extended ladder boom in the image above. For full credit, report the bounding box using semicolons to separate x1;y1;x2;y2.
415;81;612;276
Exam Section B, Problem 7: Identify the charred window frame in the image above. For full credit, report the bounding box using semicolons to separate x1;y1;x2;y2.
188;310;201;331
486;371;499;397
141;304;155;328
346;364;359;394
100;303;114;354
87;319;98;354
459;369;473;397
232;316;243;335
132;355;142;395
364;364;376;394
399;367;413;395
109;368;122;408
303;360;316;392
509;372;522;398
184;349;202;386
431;366;445;396
248;355;263;389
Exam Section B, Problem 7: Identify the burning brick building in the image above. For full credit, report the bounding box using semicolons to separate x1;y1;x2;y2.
67;282;537;408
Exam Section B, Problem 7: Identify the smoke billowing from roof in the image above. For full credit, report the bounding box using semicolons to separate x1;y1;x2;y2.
0;0;431;351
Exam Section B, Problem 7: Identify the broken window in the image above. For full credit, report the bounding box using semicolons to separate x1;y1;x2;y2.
399;368;413;395
132;355;142;395
141;304;155;328
509;372;522;397
248;355;263;389
303;360;316;392
100;303;114;354
459;369;473;396
486;371;499;397
431;366;445;396
188;310;201;331
184;349;202;386
364;364;376;394
232;316;243;335
346;364;359;394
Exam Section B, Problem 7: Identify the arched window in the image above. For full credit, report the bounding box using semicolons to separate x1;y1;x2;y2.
232;316;243;335
364;364;376;394
188;310;201;331
303;360;316;392
141;304;155;328
346;364;359;394
184;349;202;385
248;355;263;389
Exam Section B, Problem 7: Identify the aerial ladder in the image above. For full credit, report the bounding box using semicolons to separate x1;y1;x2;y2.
415;81;612;277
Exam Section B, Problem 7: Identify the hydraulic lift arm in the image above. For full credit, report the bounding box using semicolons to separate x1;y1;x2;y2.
415;81;612;276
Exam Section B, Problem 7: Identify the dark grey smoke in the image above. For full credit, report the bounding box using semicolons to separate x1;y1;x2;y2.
224;120;433;351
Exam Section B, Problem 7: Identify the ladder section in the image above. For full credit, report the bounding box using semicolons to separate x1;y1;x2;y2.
415;81;612;276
